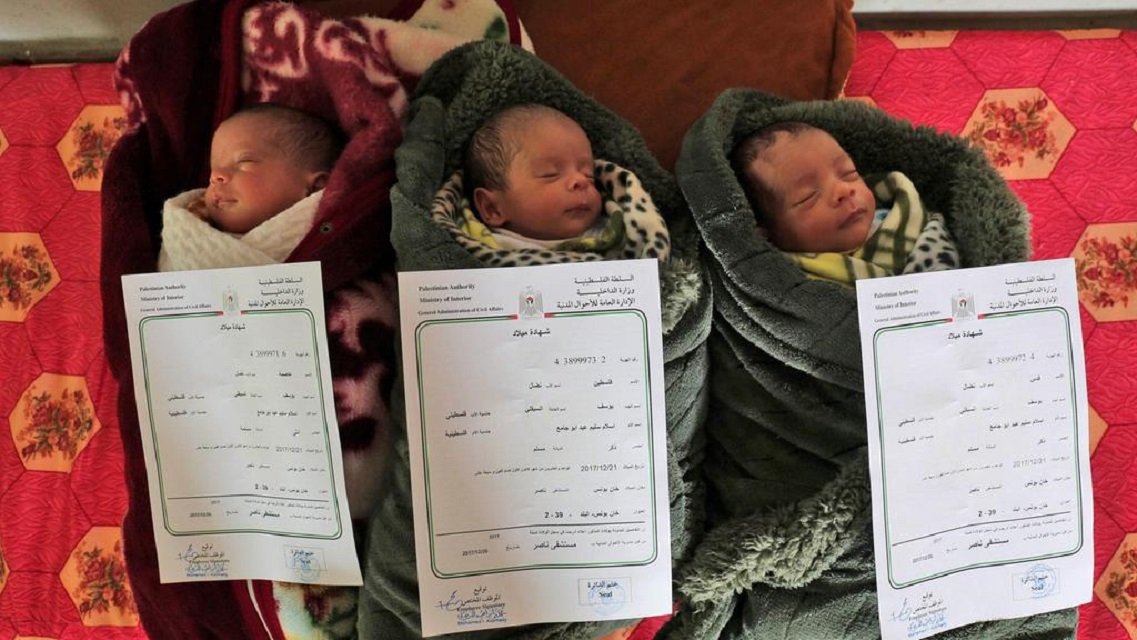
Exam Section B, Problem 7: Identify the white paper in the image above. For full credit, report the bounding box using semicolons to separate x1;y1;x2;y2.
398;260;672;636
122;262;361;585
857;258;1092;640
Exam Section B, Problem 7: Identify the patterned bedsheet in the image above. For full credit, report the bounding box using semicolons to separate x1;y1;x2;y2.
0;63;142;638
1;27;1135;640
846;28;1137;640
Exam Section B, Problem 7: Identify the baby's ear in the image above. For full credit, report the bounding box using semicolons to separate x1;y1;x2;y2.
308;170;330;194
473;187;506;227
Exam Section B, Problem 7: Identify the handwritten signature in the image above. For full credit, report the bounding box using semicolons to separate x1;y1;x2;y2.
889;593;948;638
177;543;230;578
437;586;507;626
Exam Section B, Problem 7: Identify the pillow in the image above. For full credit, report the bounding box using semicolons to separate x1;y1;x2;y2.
513;0;857;170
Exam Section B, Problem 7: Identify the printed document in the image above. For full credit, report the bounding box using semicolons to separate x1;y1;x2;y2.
857;258;1092;639
122;262;361;585
398;259;672;636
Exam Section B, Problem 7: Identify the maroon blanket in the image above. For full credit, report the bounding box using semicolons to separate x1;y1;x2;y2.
100;0;521;637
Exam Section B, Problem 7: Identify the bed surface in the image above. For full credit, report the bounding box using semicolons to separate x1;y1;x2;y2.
845;27;1137;640
1;24;1135;640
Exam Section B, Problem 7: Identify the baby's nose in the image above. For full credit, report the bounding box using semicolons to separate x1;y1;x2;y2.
834;183;854;204
209;169;228;184
568;171;591;190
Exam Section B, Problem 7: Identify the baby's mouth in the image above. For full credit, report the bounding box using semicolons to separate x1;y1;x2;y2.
840;208;866;228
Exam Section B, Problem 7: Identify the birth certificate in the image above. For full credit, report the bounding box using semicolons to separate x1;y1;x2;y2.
122;262;361;585
857;258;1092;639
398;259;672;636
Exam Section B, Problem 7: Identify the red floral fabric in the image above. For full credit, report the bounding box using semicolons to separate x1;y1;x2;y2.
0;63;145;639
3;26;1136;640
847;28;1137;640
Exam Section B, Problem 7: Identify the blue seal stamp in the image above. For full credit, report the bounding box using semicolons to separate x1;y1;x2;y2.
1014;563;1058;600
285;546;325;582
581;578;629;616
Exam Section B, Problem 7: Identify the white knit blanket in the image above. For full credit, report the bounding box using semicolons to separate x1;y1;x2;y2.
157;188;323;272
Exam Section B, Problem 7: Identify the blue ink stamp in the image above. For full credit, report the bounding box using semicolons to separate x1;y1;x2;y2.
284;546;326;582
906;610;947;638
579;578;629;616
177;543;230;579
889;592;948;639
437;586;507;627
1014;563;1059;600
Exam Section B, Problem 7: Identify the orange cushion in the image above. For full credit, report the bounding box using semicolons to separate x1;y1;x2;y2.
304;0;857;170
513;0;856;169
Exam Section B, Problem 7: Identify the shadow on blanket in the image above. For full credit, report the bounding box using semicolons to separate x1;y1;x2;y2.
358;40;712;639
657;88;1078;639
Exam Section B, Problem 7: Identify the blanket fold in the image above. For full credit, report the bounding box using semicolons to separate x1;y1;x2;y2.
358;40;711;639
661;88;1077;639
158;188;323;270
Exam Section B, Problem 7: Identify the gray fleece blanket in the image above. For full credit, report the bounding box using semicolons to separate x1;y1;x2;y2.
658;88;1077;639
358;41;711;640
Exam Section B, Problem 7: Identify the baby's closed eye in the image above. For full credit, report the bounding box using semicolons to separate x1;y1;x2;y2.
792;191;819;206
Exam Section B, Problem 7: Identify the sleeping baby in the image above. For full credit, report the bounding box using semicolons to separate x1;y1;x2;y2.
731;121;959;284
158;102;344;270
431;103;671;265
155;102;394;521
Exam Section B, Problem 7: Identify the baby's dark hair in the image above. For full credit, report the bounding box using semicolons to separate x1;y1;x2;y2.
231;103;345;173
730;121;820;225
463;104;576;195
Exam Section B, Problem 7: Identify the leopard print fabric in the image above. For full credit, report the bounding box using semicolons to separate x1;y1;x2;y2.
430;160;671;267
903;212;960;274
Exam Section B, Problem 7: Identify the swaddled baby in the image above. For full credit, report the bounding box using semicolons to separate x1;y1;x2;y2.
431;104;671;265
732;121;959;284
158;103;342;270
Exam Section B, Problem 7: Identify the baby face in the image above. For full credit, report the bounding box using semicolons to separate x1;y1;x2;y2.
203;113;317;234
478;116;602;241
748;128;875;254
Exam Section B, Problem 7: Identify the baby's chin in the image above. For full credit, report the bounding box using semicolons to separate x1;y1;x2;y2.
190;199;246;234
560;212;602;239
829;211;874;252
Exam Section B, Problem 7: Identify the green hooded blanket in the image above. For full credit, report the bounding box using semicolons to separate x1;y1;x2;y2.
358;41;711;640
659;88;1077;639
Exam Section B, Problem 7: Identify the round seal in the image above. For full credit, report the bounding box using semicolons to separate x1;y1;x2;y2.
288;549;321;582
589;582;627;616
1023;563;1057;598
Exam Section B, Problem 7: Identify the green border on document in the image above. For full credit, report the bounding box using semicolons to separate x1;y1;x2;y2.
139;309;343;539
415;310;659;579
873;308;1083;589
